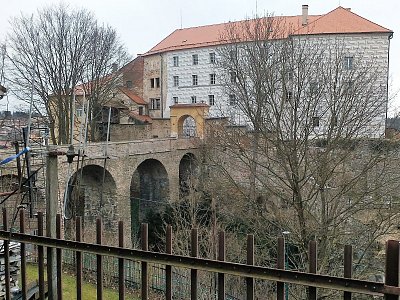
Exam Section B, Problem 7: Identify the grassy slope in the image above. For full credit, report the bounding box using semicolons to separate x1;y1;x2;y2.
23;263;139;300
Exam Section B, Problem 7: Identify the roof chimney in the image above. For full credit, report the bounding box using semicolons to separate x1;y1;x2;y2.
112;63;118;73
302;4;308;26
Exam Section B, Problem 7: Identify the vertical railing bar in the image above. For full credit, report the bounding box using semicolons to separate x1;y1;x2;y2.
97;218;103;300
56;214;62;300
76;217;82;300
37;212;45;300
118;221;125;300
277;237;285;300
141;223;148;300
344;245;353;300
166;224;172;300
191;228;198;300
19;209;27;300
3;208;10;300
385;240;399;300
217;231;225;300
246;234;254;300
308;241;317;299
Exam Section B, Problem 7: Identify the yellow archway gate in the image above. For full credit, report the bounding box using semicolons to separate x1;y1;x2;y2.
170;104;209;139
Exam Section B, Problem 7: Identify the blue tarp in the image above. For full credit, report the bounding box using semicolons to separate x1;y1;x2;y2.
0;147;30;166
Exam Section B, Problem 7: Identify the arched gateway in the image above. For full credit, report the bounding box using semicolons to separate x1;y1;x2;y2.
170;103;209;139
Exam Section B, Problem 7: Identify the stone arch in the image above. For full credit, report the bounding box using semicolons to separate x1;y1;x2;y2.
130;159;169;241
179;153;199;197
178;115;197;138
64;164;117;232
170;104;209;139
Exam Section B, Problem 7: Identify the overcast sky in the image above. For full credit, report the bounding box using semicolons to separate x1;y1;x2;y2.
0;0;399;113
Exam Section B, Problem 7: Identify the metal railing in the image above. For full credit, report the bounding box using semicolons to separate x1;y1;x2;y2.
0;208;399;299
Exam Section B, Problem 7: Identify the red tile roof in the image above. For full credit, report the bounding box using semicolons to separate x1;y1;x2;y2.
144;7;392;56
118;86;147;105
294;7;392;36
129;111;153;123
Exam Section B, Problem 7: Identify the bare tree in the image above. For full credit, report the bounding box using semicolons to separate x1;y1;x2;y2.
206;15;399;292
5;4;130;144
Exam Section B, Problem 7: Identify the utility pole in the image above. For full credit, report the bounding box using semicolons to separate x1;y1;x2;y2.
46;145;59;299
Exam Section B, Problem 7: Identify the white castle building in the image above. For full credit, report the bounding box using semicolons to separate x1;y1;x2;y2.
139;5;392;137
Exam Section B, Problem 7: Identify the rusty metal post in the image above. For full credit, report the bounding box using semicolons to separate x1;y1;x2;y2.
3;208;10;300
141;223;148;300
218;231;225;300
97;218;103;300
56;214;63;300
385;240;399;300
247;234;254;300
277;237;285;300
76;217;82;300
344;245;353;300
308;241;317;299
19;209;27;300
118;221;125;300
38;212;45;300
191;228;198;300
166;225;172;300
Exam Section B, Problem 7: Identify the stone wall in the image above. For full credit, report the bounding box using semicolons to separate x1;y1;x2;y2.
109;119;171;141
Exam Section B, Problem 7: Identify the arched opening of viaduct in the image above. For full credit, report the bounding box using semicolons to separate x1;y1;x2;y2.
64;164;117;241
130;159;170;242
179;153;199;197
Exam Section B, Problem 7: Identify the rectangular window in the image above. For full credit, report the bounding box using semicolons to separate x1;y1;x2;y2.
230;72;236;83
192;54;199;65
287;71;294;81
286;91;293;101
150;78;155;88
192;75;198;86
208;94;215;106
310;82;319;95
173;56;179;67
344;56;353;70
210;73;216;85
229;94;236;106
209;52;216;64
229;50;237;60
138;107;144;115
76;108;83;117
312;116;320;127
343;81;354;94
126;80;133;88
150;98;161;110
173;76;179;87
173;96;178;104
191;96;197;103
156;77;160;88
331;114;338;126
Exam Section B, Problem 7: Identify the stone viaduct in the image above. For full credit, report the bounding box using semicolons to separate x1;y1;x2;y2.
56;137;202;243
